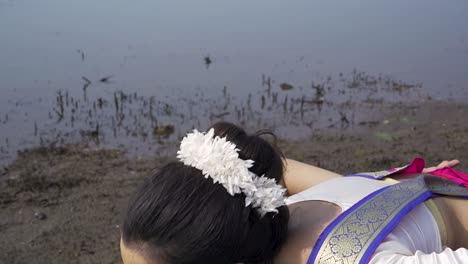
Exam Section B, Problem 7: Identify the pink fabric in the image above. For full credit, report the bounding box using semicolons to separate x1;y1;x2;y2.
398;158;468;187
430;167;468;187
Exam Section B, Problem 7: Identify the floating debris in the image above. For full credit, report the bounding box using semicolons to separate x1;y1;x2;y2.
305;98;324;105
280;83;294;91
358;121;380;127
99;75;114;84
391;81;416;92
153;125;175;138
204;56;212;68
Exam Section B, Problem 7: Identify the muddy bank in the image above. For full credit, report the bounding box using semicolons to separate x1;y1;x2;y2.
1;101;467;264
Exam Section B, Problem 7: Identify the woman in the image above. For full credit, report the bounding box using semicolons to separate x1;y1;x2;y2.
120;122;467;264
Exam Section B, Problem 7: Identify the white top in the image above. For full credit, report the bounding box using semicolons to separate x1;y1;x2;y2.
286;177;468;263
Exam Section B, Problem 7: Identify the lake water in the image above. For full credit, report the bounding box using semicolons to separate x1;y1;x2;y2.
1;0;468;164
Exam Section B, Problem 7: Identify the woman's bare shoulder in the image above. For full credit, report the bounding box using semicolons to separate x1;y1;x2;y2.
274;201;342;264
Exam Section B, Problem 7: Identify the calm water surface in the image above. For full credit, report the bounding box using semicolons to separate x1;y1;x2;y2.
1;0;468;164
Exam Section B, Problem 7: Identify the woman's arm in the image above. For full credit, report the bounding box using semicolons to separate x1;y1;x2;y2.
281;159;342;195
281;159;461;195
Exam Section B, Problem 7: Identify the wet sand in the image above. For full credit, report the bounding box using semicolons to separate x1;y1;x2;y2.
1;101;468;264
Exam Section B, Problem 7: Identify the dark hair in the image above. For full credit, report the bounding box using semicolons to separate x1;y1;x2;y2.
122;122;289;264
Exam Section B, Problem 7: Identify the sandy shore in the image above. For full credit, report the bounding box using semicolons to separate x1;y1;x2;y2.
1;101;467;264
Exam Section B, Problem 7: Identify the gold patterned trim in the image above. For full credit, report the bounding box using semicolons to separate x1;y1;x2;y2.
315;180;426;264
313;175;468;264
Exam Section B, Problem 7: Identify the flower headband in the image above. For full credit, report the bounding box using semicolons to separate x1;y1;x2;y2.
177;129;286;216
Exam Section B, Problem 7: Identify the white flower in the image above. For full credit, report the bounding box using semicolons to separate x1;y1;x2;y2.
177;129;286;216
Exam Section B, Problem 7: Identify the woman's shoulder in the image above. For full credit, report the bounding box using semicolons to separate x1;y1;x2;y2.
275;200;342;264
286;176;390;210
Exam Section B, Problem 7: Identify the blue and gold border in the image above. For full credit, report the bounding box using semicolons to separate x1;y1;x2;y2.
308;175;468;264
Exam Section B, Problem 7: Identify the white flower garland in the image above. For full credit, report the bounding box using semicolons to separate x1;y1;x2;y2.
177;129;286;216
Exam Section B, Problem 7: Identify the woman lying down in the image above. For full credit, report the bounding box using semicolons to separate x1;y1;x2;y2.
120;122;468;264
